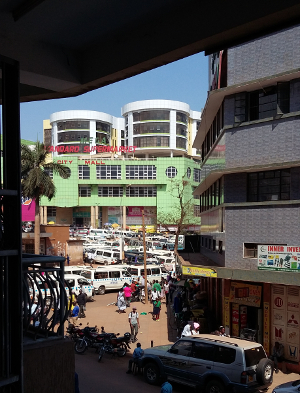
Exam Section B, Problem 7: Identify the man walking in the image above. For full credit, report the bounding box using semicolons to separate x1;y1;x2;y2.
77;289;86;318
128;307;140;343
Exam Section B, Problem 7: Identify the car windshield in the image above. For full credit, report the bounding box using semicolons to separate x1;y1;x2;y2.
292;380;300;387
244;346;266;367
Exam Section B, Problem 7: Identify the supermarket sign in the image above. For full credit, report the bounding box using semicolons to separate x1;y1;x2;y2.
258;245;300;272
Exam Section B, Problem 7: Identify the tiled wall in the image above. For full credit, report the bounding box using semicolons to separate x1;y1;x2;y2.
227;24;300;86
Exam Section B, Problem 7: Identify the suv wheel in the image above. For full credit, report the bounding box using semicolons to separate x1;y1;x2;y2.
205;380;225;393
144;363;160;385
256;358;273;385
98;286;105;295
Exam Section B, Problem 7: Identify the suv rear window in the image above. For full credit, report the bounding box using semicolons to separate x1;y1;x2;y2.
244;346;266;367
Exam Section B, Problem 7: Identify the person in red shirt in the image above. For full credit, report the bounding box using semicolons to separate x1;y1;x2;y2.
130;281;137;292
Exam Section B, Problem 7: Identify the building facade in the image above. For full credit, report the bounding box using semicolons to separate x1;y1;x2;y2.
193;24;300;369
40;101;201;231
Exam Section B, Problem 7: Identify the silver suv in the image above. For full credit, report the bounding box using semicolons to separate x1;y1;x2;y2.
140;334;273;393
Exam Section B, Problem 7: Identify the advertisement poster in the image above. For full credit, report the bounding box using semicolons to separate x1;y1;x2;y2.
240;306;247;330
229;282;262;307
224;297;230;330
182;265;217;278
21;197;35;221
232;303;240;337
258;245;300;272
263;302;270;355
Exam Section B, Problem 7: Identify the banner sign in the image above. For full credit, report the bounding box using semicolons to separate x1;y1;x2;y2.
21;197;35;221
229;282;262;307
182;265;217;278
258;245;300;272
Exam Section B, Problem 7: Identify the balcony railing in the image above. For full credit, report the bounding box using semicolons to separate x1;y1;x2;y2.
22;254;70;342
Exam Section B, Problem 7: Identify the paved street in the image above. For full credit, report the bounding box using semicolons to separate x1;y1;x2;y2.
74;291;300;393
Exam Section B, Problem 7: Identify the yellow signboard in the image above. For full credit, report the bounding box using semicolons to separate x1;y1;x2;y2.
182;265;217;278
229;282;262;308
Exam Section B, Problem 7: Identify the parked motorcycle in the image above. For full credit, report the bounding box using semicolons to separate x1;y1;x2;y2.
131;286;143;302
98;332;131;361
66;322;98;342
74;325;106;354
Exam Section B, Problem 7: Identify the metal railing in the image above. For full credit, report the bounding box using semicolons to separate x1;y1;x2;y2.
22;254;70;341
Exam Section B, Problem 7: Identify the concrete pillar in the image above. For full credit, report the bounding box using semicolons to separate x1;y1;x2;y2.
123;205;126;229
102;206;108;226
95;205;99;228
91;206;96;228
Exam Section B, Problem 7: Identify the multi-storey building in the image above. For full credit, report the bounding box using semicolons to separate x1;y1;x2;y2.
193;24;300;370
40;101;201;232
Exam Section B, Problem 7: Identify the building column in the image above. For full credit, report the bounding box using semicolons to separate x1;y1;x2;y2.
95;205;99;228
91;206;96;228
102;206;108;227
44;206;47;224
123;205;126;229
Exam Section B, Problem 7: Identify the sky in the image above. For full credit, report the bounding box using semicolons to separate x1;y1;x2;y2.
20;52;208;141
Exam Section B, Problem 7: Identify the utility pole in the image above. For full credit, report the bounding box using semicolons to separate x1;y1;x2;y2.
142;209;148;304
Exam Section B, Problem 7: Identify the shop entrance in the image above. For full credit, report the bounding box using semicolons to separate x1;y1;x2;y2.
231;303;262;343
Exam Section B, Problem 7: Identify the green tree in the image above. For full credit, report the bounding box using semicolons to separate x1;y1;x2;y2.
21;142;70;254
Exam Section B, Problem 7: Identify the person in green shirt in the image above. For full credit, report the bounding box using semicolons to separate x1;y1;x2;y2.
152;297;161;321
152;280;161;292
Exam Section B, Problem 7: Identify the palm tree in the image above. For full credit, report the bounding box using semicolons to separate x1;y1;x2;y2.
21;142;70;254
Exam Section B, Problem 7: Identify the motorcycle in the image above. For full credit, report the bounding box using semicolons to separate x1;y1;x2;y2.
131;286;144;303
74;325;107;354
98;332;131;361
66;322;98;342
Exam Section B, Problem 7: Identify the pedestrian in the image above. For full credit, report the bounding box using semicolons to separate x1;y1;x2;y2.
219;326;229;337
152;297;161;321
164;281;170;305
151;287;160;304
161;382;172;393
67;254;70;266
77;289;86;318
152;280;161;292
126;342;144;374
123;284;132;306
269;341;284;373
128;306;140;343
70;302;79;324
117;289;126;313
88;251;93;267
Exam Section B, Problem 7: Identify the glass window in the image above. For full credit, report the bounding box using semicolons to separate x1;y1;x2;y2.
78;278;90;285
176;112;188;124
133;123;170;135
166;166;178;178
96;122;111;133
176;137;186;150
192;342;215;361
244;347;266;367
79;186;91;197
57;120;90;130
248;169;290;202
47;207;56;217
110;271;120;278
193;168;201;182
133;110;170;122
213;346;236;364
126;165;156;180
126;186;157;197
151;268;160;275
96;165;121;180
98;186;123;197
176;124;187;136
133;136;169;148
170;340;192;356
186;168;191;178
60;167;71;178
194;205;200;217
78;165;90;179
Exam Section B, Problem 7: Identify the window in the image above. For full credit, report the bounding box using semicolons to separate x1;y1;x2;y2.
247;169;290;202
133;136;169;148
193;168;201;182
218;241;223;254
57;120;89;130
78;165;90;179
151;268;160;275
214;346;236;364
96;165;121;179
96;122;111;133
244;243;258;258
176;137;186;150
186;168;191;178
244;347;266;367
109;271;120;278
47;207;56;217
192;342;215;361
133;123;170;135
170;341;192;356
176;124;187;136
194;205;200;217
176;112;188;124
98;186;123;197
126;165;156;179
165;166;177;178
126;186;157;197
79;186;91;197
133;110;170;122
43;167;53;178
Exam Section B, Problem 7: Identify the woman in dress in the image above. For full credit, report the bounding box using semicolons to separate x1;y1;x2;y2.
117;289;126;313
